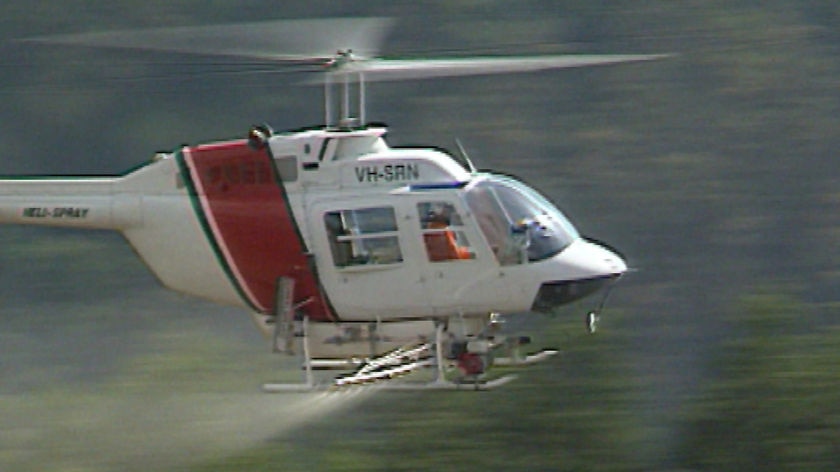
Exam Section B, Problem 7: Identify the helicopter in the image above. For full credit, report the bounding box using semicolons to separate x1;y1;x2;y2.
0;18;660;390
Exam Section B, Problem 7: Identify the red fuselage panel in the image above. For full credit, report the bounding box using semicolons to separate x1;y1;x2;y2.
179;140;334;321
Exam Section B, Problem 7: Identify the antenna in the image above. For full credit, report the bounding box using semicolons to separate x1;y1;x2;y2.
455;138;478;174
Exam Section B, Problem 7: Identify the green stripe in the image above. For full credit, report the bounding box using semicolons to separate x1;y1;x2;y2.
264;144;339;321
174;148;260;313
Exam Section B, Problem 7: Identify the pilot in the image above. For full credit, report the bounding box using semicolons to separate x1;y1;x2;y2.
422;204;472;261
424;203;452;228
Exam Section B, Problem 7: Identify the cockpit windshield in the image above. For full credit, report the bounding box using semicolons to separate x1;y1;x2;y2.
464;175;579;265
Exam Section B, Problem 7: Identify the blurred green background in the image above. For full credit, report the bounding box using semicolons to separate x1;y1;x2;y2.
0;1;838;470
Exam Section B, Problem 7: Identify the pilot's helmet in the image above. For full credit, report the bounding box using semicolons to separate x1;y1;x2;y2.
426;203;451;224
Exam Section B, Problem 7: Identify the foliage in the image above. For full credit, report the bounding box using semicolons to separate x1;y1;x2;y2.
678;293;840;471
193;317;659;472
188;295;840;471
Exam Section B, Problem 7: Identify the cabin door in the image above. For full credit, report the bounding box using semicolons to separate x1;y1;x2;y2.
407;195;514;316
311;199;432;320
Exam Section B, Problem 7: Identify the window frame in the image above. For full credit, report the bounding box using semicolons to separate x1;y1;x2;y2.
323;206;404;269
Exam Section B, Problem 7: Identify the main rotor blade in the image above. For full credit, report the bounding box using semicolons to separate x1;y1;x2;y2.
21;17;393;63
332;54;671;82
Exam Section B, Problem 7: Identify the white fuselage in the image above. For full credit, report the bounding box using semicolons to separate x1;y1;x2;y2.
0;126;626;323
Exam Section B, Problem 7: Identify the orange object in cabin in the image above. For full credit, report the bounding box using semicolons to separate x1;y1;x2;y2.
423;221;472;262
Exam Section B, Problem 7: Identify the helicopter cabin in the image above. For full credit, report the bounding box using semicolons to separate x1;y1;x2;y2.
243;126;584;321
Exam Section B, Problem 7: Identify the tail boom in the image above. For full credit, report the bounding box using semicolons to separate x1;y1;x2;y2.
0;177;141;230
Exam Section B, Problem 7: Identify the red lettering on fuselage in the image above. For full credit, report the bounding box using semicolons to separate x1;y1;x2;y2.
203;160;272;192
181;140;334;321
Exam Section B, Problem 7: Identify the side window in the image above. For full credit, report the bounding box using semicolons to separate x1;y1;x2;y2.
273;155;298;182
417;201;476;262
324;207;403;267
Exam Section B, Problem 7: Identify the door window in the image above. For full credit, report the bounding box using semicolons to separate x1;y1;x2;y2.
417;201;475;262
324;207;403;267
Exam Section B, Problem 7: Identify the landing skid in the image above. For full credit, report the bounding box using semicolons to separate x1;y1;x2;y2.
262;316;546;393
262;319;446;392
377;374;518;391
262;382;324;393
262;280;553;392
262;375;519;393
494;349;559;366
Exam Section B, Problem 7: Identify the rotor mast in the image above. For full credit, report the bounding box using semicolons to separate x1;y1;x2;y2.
324;50;366;129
